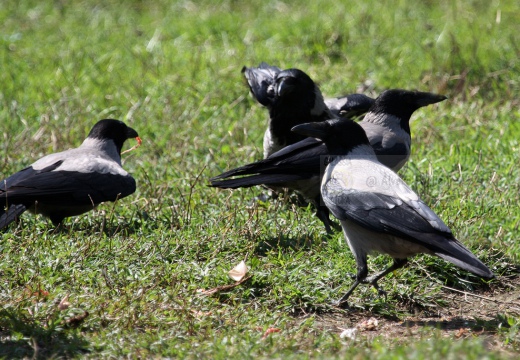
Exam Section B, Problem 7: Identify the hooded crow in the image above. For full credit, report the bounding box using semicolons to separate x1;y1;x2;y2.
0;119;141;228
324;93;375;119
242;63;374;158
292;119;494;306
211;89;446;233
360;89;446;171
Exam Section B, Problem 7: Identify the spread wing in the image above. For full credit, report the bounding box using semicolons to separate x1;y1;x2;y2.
210;137;326;188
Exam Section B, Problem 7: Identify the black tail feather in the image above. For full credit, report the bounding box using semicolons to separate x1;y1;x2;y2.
0;204;27;229
433;238;494;279
210;173;307;189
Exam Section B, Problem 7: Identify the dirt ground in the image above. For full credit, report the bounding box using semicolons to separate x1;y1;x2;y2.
313;275;520;355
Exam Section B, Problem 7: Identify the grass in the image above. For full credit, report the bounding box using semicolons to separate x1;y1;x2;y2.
1;0;519;358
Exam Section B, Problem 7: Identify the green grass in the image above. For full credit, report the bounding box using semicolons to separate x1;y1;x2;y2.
1;0;519;358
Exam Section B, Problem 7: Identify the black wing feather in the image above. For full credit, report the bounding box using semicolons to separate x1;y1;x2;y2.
210;137;325;182
2;165;136;207
323;186;494;279
210;173;308;189
0;204;27;228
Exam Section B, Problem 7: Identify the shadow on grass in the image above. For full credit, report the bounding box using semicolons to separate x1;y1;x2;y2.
254;233;324;256
401;315;506;332
0;310;90;359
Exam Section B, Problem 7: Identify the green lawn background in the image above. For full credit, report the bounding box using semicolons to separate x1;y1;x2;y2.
0;1;519;358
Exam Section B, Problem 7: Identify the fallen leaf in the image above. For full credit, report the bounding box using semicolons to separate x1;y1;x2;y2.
190;310;212;318
454;328;469;338
228;260;248;281
65;311;89;328
58;295;70;311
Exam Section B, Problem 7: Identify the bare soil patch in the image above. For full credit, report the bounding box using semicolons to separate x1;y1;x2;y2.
313;275;520;354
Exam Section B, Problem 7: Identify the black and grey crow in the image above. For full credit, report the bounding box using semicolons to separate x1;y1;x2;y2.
0;119;140;228
324;93;375;119
242;63;374;158
292;119;494;306
211;89;446;233
360;89;446;171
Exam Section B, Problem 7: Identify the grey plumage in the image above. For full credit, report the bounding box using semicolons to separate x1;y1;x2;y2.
324;93;375;119
292;119;494;307
360;89;446;171
211;89;446;233
0;119;140;228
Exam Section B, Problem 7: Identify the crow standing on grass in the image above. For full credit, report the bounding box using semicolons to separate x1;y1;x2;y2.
291;118;494;307
0;119;141;228
211;89;446;233
242;63;374;158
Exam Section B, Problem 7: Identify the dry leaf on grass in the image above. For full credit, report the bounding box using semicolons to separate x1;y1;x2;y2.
339;327;357;340
454;328;469;338
262;327;281;339
196;260;251;296
65;311;89;328
58;294;70;311
228;260;248;281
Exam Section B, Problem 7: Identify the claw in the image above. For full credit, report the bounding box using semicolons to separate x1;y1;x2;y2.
367;278;387;300
331;298;350;309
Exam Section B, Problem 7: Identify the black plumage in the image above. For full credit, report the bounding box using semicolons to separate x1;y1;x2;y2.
242;62;374;158
0;119;140;228
211;89;446;233
292;118;494;306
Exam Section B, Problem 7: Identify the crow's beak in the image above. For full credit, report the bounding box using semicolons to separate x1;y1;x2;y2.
291;121;330;140
126;126;139;139
415;93;447;107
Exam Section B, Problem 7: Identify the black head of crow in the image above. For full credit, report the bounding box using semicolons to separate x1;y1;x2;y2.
360;89;447;172
365;89;447;135
87;119;140;154
242;64;332;158
264;68;332;156
292;119;494;307
0;119;141;229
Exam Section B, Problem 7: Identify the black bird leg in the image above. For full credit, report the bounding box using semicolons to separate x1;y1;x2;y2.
333;259;369;308
315;202;340;234
364;258;408;298
333;258;408;307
